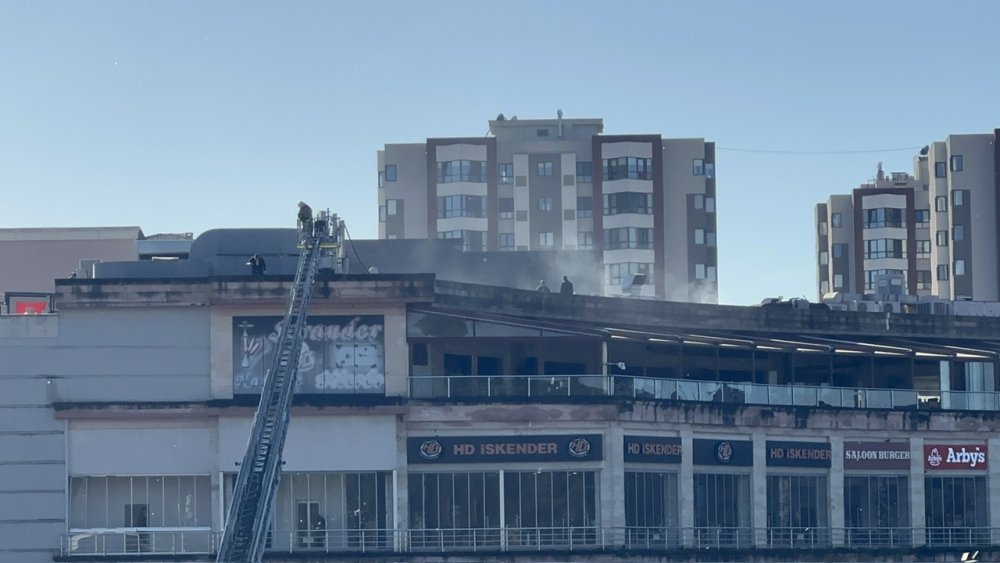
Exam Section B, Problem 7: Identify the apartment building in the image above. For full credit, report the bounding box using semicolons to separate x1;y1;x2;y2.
377;113;718;302
816;130;1000;301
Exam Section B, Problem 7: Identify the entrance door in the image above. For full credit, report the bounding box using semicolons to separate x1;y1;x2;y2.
296;501;325;548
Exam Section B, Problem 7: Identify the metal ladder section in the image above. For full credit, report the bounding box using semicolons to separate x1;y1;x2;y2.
216;233;325;563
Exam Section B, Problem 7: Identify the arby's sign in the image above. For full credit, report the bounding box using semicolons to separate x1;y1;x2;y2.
923;444;988;470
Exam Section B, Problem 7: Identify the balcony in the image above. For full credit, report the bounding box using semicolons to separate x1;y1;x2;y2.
409;374;1000;412
59;526;1000;557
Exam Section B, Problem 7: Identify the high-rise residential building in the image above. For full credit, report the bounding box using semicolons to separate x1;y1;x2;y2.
377;113;718;302
816;130;1000;301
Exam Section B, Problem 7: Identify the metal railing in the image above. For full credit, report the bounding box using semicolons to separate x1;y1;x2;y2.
60;526;1000;556
409;374;1000;411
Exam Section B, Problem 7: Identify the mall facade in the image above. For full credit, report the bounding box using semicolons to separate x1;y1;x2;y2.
6;233;1000;562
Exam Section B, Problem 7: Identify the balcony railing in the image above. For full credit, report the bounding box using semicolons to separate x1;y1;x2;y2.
409;374;1000;411
60;526;1000;556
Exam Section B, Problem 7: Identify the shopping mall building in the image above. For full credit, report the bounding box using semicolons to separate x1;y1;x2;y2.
5;230;1000;562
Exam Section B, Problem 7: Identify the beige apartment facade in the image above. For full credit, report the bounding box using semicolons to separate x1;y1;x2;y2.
378;114;718;303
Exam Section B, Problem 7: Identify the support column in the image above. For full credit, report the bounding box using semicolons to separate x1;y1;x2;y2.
910;437;925;546
601;424;625;546
989;437;1000;546
394;414;409;551
752;431;768;548
829;436;844;546
679;430;694;547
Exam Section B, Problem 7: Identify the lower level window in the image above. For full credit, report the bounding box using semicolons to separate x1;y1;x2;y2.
505;470;598;541
625;471;680;547
766;474;829;547
693;472;752;547
925;476;990;545
607;262;652;286
409;472;500;547
844;475;910;546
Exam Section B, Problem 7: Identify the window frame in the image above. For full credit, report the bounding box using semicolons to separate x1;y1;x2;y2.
385;164;397;182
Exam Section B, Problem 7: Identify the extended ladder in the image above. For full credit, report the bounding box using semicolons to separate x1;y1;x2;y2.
216;222;332;563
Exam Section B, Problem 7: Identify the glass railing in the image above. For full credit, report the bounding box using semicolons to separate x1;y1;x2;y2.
60;526;1000;555
409;374;1000;412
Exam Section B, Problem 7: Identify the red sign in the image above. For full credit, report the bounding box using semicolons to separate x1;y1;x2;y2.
924;444;988;470
15;301;48;315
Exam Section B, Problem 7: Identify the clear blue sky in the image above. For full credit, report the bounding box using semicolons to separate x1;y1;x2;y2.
2;1;999;305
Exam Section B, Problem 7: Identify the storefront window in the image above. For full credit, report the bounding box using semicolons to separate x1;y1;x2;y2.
693;473;752;547
766;474;829;546
625;471;679;547
844;475;910;546
70;475;211;529
925;476;990;545
226;471;392;551
408;472;500;549
504;470;597;546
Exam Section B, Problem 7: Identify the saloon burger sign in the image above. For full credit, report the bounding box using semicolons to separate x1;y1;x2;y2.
923;444;988;470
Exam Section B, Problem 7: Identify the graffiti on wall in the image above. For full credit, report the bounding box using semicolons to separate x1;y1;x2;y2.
233;315;385;395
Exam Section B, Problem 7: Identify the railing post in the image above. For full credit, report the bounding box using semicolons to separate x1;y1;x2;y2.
446;376;451;398
487;376;492;398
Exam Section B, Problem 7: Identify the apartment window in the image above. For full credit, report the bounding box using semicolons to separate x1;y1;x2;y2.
577;196;593;218
706;232;716;246
935;161;947;178
499;198;514;220
692;159;705;176
695;263;706;279
914;209;930;228
537;162;553;177
954;259;966;276
437;195;486;218
865;269;904;290
864;239;906;260
834;274;844;289
831;213;842;228
936;230;949;247
820;280;830;294
605;227;653;250
935;196;947;212
538;196;553;211
916;270;932;290
818;222;828;236
438;230;486;252
863;208;904;229
706;266;717;282
438;160;487;183
705;163;715;178
832;243;846;259
603;157;653;181
950;155;963;172
578;231;593;249
695;228;705;245
953;225;965;241
536;128;549;137
576;161;593;183
693;194;704;210
937;265;949;281
385;164;397;182
604;192;652;215
498;163;514;184
498;233;514;251
378;205;386;222
916;240;931;258
378;171;385;188
538;232;554;247
952;190;966;206
706;197;715;213
386;199;398;216
819;251;829;265
607;262;652;286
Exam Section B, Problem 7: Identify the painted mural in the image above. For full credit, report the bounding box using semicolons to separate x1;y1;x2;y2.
233;315;385;395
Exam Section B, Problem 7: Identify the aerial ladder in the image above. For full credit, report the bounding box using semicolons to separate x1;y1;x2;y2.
216;209;344;563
